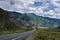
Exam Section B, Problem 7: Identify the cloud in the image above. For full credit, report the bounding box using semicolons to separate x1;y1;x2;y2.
51;0;60;7
36;8;43;13
43;10;60;19
0;0;60;19
50;0;60;13
55;7;60;13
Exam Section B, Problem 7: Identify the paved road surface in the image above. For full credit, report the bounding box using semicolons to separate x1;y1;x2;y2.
0;30;35;40
26;35;34;40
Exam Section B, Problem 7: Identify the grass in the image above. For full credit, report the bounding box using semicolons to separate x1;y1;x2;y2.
33;29;60;40
0;29;30;35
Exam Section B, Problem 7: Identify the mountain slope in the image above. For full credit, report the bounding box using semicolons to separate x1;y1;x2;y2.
5;11;58;29
0;8;59;30
0;8;20;31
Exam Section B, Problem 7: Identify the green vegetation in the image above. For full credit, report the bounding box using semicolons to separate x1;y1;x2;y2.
0;8;31;35
0;8;59;35
33;29;60;40
0;29;29;35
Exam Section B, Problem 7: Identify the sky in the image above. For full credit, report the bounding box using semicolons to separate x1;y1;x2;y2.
0;0;60;19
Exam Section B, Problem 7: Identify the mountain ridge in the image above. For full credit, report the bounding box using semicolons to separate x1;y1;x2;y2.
0;8;60;29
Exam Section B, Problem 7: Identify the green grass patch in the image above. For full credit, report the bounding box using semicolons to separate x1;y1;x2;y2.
33;29;60;40
0;29;30;35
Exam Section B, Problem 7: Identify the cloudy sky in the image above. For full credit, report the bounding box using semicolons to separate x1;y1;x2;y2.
0;0;60;19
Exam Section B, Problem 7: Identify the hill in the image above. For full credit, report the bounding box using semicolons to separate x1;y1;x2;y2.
0;8;60;30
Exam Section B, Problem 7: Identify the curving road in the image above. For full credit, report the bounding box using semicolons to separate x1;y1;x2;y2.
0;30;35;40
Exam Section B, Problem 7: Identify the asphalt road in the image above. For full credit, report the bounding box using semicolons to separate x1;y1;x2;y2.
0;30;35;40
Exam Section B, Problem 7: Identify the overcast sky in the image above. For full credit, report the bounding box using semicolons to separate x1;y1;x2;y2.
0;0;60;19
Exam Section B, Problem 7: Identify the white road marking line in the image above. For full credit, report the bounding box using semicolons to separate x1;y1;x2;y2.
12;34;25;40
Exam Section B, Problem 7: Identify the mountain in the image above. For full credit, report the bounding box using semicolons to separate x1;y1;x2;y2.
0;8;60;30
0;8;20;31
39;16;60;24
5;10;58;28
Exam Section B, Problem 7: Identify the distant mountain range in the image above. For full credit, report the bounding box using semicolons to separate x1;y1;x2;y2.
0;8;60;30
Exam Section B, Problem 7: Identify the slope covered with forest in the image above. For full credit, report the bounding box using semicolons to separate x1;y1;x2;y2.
0;8;59;32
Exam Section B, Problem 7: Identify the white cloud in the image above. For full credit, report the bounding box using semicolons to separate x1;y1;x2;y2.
55;7;60;13
47;10;55;15
44;10;60;19
29;7;36;11
51;0;60;7
50;0;60;13
36;8;43;13
0;0;60;19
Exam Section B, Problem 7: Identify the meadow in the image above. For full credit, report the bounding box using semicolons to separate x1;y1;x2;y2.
33;29;60;40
